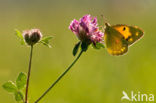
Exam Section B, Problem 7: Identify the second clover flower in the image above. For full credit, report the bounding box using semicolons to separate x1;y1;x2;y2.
23;29;42;46
69;14;104;51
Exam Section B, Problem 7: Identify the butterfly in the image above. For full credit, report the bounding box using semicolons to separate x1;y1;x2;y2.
104;23;144;56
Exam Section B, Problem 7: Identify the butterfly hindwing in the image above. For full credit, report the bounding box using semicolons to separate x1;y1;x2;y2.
112;24;144;46
104;24;128;55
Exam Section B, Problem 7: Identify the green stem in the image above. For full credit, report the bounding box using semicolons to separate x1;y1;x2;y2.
25;45;33;103
34;50;84;103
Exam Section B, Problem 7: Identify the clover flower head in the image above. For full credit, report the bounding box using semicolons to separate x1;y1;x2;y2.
69;14;104;45
23;29;42;46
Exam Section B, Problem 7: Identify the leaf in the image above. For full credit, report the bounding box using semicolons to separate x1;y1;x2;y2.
2;81;17;93
41;36;53;43
81;42;89;52
40;36;53;48
14;91;23;101
15;29;25;45
73;42;81;56
16;72;27;89
40;41;52;48
92;42;105;49
15;29;23;39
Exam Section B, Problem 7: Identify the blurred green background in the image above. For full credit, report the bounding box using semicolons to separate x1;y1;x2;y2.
0;0;156;103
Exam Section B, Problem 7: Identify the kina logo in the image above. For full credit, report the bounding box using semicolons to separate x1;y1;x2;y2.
121;91;154;102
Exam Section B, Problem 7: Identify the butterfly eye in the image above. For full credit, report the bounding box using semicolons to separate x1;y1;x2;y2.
123;27;126;31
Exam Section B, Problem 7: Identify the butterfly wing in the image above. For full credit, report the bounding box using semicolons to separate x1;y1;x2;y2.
104;24;128;55
112;24;144;46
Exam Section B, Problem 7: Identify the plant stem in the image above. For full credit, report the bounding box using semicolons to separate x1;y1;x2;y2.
34;50;84;103
25;45;33;103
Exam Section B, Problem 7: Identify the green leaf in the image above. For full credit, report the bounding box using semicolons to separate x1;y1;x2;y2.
14;91;23;101
81;42;89;52
40;36;53;48
40;41;52;48
15;29;25;45
16;72;27;89
73;42;81;56
2;81;17;93
15;29;23;39
92;42;105;49
41;36;53;43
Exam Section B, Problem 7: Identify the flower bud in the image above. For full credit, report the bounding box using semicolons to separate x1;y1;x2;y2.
23;29;42;46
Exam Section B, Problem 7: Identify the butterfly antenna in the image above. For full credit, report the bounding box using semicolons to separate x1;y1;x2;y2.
101;15;110;27
101;15;108;24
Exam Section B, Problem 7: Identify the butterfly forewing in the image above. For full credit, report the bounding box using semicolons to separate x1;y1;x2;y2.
112;24;144;46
